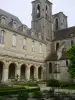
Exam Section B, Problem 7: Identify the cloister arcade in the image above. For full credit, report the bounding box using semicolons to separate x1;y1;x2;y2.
0;60;43;82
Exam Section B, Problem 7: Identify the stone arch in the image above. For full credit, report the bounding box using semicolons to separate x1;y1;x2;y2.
30;65;35;79
8;63;17;79
0;61;4;81
55;18;59;30
38;66;43;79
20;64;27;80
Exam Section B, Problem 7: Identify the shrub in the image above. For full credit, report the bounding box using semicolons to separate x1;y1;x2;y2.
48;89;54;98
33;91;43;99
0;87;40;96
18;91;29;100
47;79;60;88
60;82;75;88
19;83;38;87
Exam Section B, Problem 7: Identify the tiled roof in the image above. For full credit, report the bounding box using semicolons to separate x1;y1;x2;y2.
45;51;58;61
54;26;75;40
0;9;22;28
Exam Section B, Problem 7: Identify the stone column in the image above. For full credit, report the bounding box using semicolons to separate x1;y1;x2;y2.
16;63;21;80
35;66;38;81
2;62;9;82
26;64;30;81
41;67;44;80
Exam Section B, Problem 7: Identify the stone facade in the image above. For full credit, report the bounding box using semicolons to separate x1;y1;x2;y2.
0;0;74;82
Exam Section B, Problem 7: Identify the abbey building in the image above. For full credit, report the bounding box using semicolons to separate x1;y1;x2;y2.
0;0;73;82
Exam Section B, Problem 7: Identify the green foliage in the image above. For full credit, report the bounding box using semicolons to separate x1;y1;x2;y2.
48;89;54;97
67;44;75;78
0;87;40;96
33;91;43;99
18;91;29;100
17;83;38;87
60;82;75;89
47;79;60;88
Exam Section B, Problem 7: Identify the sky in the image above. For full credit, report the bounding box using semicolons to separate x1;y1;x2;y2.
0;0;75;28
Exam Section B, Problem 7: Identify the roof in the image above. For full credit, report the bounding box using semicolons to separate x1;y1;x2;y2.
60;51;68;60
45;52;58;61
54;26;75;41
53;12;67;18
45;50;68;61
0;9;22;28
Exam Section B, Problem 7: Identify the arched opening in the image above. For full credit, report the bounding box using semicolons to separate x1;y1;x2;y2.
38;67;42;79
30;66;35;79
71;40;74;46
56;42;59;51
36;4;40;18
55;18;58;30
49;62;52;74
20;64;26;79
8;63;16;79
0;61;3;81
66;60;68;66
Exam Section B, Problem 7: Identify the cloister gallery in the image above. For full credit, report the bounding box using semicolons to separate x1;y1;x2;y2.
0;60;43;82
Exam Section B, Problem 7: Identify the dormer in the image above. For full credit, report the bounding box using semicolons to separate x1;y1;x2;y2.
22;25;27;33
18;24;27;33
12;19;17;29
9;19;17;29
13;21;17;29
31;29;35;36
38;32;42;39
0;15;6;24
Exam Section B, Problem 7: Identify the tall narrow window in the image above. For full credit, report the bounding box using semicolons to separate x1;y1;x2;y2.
40;43;42;53
0;30;5;44
1;17;5;24
23;38;27;49
49;62;52;73
56;42;59;51
71;40;74;46
66;60;68;66
55;18;58;30
36;4;40;18
12;34;16;47
32;41;35;52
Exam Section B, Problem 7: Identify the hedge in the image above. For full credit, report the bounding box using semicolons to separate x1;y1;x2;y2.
47;79;60;88
0;87;40;96
46;79;75;89
14;83;38;87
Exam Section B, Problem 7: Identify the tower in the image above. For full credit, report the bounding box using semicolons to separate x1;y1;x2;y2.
53;12;68;31
31;0;53;41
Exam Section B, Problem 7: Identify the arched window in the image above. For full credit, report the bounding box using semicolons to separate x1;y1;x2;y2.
71;40;74;46
36;4;40;18
66;60;68;66
55;18;59;30
56;42;59;51
49;62;52;73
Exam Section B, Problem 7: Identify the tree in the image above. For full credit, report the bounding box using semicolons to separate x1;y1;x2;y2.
67;44;75;79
